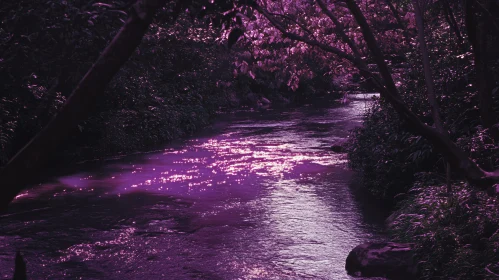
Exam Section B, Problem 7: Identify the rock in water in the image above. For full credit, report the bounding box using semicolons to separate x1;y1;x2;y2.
330;139;348;153
345;242;417;279
330;145;346;153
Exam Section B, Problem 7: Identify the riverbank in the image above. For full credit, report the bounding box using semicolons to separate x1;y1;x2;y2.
346;93;499;279
387;178;499;279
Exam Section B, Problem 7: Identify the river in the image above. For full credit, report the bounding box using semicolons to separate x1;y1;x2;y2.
0;93;386;279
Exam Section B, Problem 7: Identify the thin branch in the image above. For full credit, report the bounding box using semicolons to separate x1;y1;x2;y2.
385;0;413;45
315;0;363;58
253;4;355;62
268;12;317;39
442;0;465;50
344;0;398;95
485;264;499;278
413;0;445;133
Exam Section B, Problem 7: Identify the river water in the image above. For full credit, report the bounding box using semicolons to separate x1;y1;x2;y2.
0;93;386;279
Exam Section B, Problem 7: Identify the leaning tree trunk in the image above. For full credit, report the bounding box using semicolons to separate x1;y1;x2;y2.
413;0;452;192
0;0;167;211
343;0;499;186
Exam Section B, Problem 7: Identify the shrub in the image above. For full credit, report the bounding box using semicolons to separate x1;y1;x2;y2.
389;179;499;279
347;98;437;201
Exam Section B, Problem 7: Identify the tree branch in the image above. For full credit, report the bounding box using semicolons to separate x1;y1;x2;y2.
253;4;355;63
315;0;363;58
0;0;171;210
385;0;413;46
268;12;317;40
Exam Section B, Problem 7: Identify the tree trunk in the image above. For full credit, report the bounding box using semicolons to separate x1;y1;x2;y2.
343;0;499;186
464;0;497;130
413;0;452;191
442;0;465;52
476;3;497;130
0;0;167;210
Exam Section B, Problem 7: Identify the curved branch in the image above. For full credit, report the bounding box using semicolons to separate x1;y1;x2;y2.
253;4;355;63
315;0;363;58
345;0;494;185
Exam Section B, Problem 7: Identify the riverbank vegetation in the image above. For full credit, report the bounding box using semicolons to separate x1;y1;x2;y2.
1;0;499;278
345;1;499;278
0;0;342;167
0;1;230;165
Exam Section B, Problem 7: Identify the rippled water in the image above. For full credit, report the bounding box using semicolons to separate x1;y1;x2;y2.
1;94;386;279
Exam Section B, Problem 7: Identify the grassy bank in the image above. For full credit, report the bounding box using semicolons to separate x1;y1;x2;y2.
388;177;499;279
346;79;499;279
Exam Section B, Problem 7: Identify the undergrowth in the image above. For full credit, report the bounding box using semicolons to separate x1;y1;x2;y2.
389;176;499;279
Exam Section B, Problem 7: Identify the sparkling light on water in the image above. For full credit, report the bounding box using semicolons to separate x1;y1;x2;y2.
1;94;384;279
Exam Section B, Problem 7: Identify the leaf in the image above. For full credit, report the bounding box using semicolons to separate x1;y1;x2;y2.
228;27;244;50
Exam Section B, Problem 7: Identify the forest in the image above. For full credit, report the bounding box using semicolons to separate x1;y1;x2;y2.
1;0;499;279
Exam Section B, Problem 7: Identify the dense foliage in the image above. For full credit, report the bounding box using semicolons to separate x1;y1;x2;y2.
343;1;499;277
2;0;499;277
0;1;240;165
0;0;350;166
347;0;499;200
390;178;499;278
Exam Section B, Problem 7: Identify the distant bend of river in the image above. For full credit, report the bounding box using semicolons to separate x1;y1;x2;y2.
1;93;386;279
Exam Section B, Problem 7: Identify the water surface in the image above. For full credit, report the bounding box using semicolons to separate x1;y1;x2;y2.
0;94;385;279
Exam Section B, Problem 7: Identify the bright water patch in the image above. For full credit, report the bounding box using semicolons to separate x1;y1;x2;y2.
1;95;385;279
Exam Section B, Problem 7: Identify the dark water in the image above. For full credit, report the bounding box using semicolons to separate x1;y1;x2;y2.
0;94;386;279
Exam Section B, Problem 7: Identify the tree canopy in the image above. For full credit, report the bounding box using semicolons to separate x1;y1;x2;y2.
1;0;499;208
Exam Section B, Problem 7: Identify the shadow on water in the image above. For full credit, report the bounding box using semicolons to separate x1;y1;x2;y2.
348;177;392;226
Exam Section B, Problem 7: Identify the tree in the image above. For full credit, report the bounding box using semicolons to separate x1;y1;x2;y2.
0;0;167;210
247;0;499;186
0;0;249;210
464;0;498;133
2;0;498;210
412;0;452;192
